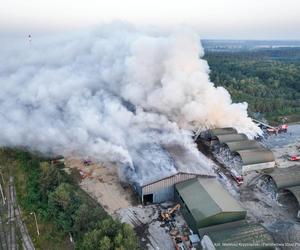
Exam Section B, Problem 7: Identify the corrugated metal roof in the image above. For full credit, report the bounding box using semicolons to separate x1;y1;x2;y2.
225;140;263;152
236;149;275;165
210;128;238;137
285;186;300;205
206;222;275;250
175;178;245;224
216;133;248;144
132;143;215;187
266;166;300;189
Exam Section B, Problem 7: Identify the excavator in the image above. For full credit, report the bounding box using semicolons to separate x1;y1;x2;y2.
160;204;181;221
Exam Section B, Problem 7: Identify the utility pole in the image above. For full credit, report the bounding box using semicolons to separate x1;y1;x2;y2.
31;212;40;236
0;171;5;185
0;182;5;204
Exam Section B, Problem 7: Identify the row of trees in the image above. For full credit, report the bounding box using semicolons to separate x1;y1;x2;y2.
15;150;139;250
205;48;300;121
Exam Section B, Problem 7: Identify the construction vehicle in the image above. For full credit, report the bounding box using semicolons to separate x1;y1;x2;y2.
160;204;180;221
230;169;244;186
82;159;92;166
48;155;65;165
289;155;300;161
267;127;278;135
278;124;288;133
79;170;92;179
176;242;187;250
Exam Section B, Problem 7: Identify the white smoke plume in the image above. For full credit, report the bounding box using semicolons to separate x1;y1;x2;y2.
0;23;260;180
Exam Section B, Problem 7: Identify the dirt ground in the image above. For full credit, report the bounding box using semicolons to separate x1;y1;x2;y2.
64;157;136;214
263;123;300;169
272;142;300;169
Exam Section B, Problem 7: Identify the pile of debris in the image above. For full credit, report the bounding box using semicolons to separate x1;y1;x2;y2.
159;203;200;250
117;203;200;250
212;145;243;174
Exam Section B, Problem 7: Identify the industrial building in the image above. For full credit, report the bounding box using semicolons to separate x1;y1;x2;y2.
196;128;244;147
262;166;300;217
204;221;275;250
210;127;238;136
236;149;275;173
175;177;246;233
263;165;300;189
285;186;300;213
226;140;263;152
196;127;275;173
214;133;248;144
131;144;215;203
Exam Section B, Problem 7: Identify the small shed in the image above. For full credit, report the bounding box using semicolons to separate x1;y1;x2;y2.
205;221;275;250
236;149;275;173
175;178;246;232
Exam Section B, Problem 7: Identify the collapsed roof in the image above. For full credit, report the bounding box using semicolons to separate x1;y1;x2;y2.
285;186;300;208
264;165;300;189
131;143;215;186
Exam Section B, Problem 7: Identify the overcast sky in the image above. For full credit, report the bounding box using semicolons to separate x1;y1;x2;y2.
1;0;300;39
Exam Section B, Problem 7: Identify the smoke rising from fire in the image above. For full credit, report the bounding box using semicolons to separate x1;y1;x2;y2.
0;23;260;174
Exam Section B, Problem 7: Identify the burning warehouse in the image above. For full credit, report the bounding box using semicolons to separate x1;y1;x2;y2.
197;127;275;174
128;143;215;203
261;166;300;218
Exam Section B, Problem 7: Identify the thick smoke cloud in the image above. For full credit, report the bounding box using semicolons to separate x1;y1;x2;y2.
0;23;260;181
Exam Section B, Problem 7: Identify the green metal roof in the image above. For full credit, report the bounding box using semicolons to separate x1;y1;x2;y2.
216;133;248;144
265;166;300;189
207;223;275;250
175;178;246;228
226;140;263;152
210;128;238;137
236;149;275;165
285;186;300;206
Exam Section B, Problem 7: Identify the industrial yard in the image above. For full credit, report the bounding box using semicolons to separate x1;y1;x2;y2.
2;1;300;249
59;123;300;250
1;122;298;250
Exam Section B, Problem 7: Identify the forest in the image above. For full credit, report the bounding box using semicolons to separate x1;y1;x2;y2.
0;148;139;250
205;47;300;123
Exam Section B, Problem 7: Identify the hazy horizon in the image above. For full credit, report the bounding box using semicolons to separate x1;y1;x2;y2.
1;0;300;40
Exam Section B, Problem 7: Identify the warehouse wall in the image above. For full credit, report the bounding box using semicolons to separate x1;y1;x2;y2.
151;185;175;203
142;173;197;195
174;188;198;233
141;175;198;203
